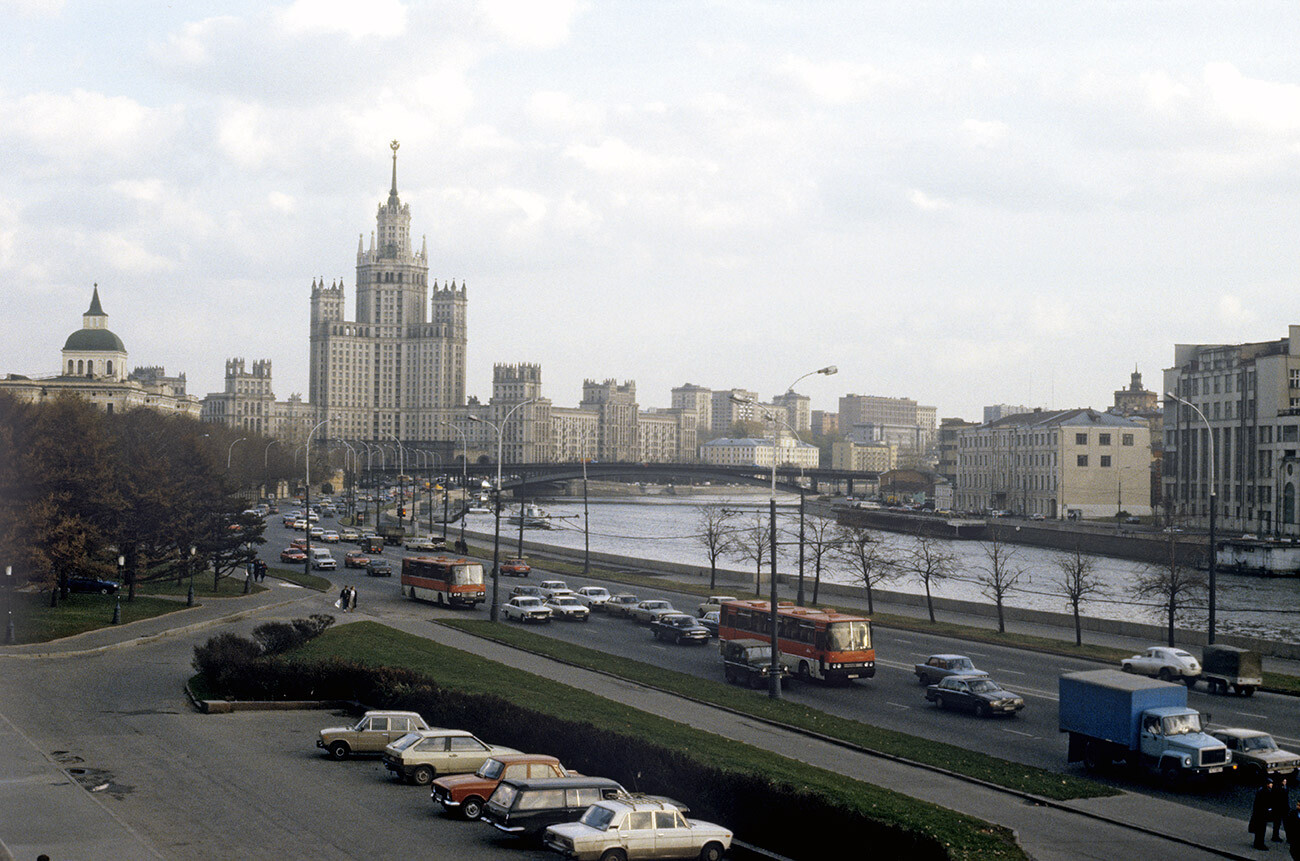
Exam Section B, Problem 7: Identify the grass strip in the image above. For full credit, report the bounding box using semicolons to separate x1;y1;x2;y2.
265;566;332;591
9;592;188;644
137;576;266;598
442;618;1114;801
288;621;1028;861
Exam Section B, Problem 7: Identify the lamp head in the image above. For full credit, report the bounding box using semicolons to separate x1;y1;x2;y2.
818;365;838;376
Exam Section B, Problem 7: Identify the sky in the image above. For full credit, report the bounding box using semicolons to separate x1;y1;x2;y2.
4;1;1300;421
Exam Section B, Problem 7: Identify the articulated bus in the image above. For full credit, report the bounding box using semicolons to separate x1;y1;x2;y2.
400;556;486;608
718;599;874;683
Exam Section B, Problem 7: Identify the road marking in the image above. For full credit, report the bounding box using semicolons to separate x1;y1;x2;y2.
1231;712;1268;720
1002;728;1036;738
886;702;912;710
996;668;1026;675
965;651;989;657
892;637;914;644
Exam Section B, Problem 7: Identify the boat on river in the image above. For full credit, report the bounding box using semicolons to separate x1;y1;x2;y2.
507;502;553;529
1216;537;1300;577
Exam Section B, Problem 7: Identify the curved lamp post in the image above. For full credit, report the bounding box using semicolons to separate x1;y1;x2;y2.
1166;391;1216;644
441;420;471;549
469;398;538;622
303;420;329;580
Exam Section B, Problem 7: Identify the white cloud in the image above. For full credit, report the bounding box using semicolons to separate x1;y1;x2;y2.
1204;61;1300;132
0;89;178;159
278;0;408;38
908;189;950;211
268;192;296;213
95;233;174;274
111;179;167;203
1216;294;1254;327
216;102;275;167
778;55;884;104
478;0;581;48
961;118;1009;148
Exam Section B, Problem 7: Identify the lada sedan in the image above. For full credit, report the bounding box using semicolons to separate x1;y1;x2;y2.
538;579;571;598
503;596;551;623
344;551;370;569
280;547;307;563
605;594;640;617
628;599;677;625
696;595;737;617
575;586;611;609
650;613;710;644
1121;646;1202;683
544;796;732;861
1209;729;1300;781
545;594;590;621
383;729;520;786
317;710;430;760
499;557;532;577
926;674;1024;717
914;654;987;686
431;753;571;820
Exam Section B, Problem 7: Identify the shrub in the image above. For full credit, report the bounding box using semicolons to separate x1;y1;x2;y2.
252;613;335;655
191;632;261;692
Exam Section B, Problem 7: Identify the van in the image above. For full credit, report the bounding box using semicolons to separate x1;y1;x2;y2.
482;776;624;838
310;547;336;570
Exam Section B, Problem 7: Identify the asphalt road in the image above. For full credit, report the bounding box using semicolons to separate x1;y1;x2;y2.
262;516;1300;828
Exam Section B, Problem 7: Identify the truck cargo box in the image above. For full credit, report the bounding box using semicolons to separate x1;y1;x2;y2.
1059;669;1188;749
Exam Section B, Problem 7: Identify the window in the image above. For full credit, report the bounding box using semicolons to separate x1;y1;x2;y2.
627;812;655;830
1291;369;1300;389
1077;455;1088;467
1099;433;1111;446
1100;455;1112;467
1075;433;1088;445
1122;433;1134;446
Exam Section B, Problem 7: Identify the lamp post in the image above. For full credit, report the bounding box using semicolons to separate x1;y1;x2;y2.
187;545;196;607
263;439;279;501
731;364;836;700
227;437;246;471
387;433;406;535
1166;392;1216;644
470;398;538;622
340;441;356;519
303;419;329;581
6;565;14;644
440;421;471;549
581;438;592;575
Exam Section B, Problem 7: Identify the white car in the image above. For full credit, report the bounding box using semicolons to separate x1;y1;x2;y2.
502;596;551;623
575;586;611;609
320;530;341;543
628;600;677;625
405;535;445;552
544;796;731;861
339;528;361;542
1121;646;1201;682
545;595;590;622
696;595;737;617
538;579;571;598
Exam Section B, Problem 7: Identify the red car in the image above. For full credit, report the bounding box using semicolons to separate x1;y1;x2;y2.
280;547;307;563
499;557;531;577
344;551;371;569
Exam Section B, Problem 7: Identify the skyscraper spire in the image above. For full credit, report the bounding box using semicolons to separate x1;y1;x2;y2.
389;139;400;204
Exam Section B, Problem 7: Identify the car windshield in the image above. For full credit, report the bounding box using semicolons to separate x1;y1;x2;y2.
826;620;872;651
578;804;616;831
477;758;504;779
517;598;541;607
950;658;974;670
646;601;669;610
670;617;692;627
586;589;609;597
967;679;1000;693
554;597;579;606
450;565;479;586
390;732;422;751
1162;713;1203;735
1241;735;1278;751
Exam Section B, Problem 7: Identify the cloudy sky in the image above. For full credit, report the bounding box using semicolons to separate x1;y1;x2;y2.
4;1;1299;419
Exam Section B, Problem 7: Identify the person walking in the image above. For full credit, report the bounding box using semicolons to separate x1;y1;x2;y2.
338;586;350;613
1284;798;1300;860
347;584;358;612
1252;779;1276;851
1272;776;1292;843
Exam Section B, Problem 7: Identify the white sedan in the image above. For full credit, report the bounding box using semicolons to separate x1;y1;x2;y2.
1121;647;1201;682
545;595;590;622
575;586;611;609
320;530;341;543
538;579;571;599
502;596;551;623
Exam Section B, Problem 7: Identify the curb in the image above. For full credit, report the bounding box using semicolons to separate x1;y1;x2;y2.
444;622;1257;861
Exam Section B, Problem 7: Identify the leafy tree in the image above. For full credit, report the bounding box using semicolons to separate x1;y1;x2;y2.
975;531;1023;633
1133;531;1206;647
728;513;773;597
894;531;956;623
1053;543;1106;646
835;524;894;614
693;504;735;590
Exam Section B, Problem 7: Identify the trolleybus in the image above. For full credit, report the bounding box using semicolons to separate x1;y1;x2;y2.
401;556;486;608
718;599;874;683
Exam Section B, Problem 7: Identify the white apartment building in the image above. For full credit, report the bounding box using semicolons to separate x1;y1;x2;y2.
700;436;820;470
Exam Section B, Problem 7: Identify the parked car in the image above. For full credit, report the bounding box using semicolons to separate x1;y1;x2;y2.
498;557;532;577
605;594;640;617
699;611;720;638
317;710;430;760
650;613;710;644
545;595;590;622
575;586;611;609
431;753;571;820
320;530;341;543
628;599;677;625
914;654;987;686
696;595;737;617
66;576;121;595
344;551;370;569
482;776;625;839
538;579;571;598
383;729;520;786
406;535;446;552
280;547;307;563
1121;646;1202;683
1208;729;1300;780
720;638;789;688
510;584;544;600
503;596;551;623
366;558;394;577
926;674;1024;717
544;795;732;861
310;548;336;570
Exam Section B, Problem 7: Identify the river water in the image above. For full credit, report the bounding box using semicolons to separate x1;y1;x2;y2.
461;493;1300;643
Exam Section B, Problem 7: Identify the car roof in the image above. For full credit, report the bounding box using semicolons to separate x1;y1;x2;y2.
929;654;971;661
499;776;622;790
409;728;473;738
362;710;424;719
1212;728;1268;739
944;673;994;682
492;753;562;764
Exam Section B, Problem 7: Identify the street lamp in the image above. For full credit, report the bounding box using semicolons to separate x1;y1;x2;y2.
227;437;246;471
440;420;471;549
1166;392;1216;644
187;545;196;607
340;441;356;519
469;398;538;622
387;433;406;535
303;419;329;581
264;439;279;500
6;565;14;645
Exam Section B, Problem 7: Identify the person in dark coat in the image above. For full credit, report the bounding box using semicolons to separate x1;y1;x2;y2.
1272;776;1292;842
1252;779;1276;850
338;586;350;613
1284;799;1300;860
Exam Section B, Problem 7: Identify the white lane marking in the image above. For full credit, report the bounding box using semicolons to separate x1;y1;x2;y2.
965;651;989;657
1232;712;1268;720
886;702;912;709
996;669;1026;675
892;637;914;644
1002;728;1036;738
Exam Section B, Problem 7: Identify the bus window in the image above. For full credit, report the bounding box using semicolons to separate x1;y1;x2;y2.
826;620;871;651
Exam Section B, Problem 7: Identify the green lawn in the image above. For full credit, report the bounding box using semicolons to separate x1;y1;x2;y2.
265;566;332;591
137;575;266;598
442;618;1115;801
7;591;189;644
286;622;1028;861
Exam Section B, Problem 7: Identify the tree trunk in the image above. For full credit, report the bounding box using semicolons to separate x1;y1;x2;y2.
812;558;822;605
709;560;717;590
1167;597;1176;647
995;597;1005;633
1073;606;1082;646
865;581;874;615
924;580;935;622
755;563;761;597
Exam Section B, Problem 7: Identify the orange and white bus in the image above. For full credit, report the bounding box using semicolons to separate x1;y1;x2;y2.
400;556;486;608
718;599;874;683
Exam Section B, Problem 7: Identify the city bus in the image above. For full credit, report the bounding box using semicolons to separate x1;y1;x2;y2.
718;599;874;683
400;556;486;608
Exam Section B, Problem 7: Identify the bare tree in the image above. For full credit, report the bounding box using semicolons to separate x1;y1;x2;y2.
789;513;840;605
1053;543;1106;646
1133;532;1207;647
975;531;1023;633
894;532;956;623
693;504;735;590
728;513;772;597
835;524;894;614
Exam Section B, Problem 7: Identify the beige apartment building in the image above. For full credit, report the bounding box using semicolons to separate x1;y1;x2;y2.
956;408;1152;519
830;440;897;472
700;436;820;469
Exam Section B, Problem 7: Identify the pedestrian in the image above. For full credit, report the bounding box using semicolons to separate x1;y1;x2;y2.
348;584;358;612
338;586;349;612
1285;799;1300;860
1273;776;1292;842
257;559;267;582
1252;779;1275;850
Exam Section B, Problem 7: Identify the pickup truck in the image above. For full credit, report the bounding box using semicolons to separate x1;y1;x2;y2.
1059;669;1233;783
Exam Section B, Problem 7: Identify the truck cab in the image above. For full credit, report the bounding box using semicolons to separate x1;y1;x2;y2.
1138;707;1231;776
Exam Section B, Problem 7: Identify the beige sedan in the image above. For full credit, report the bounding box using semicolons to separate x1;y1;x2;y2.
317;710;430;760
384;729;521;785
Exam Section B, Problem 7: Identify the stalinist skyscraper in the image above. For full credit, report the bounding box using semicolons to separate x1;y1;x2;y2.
309;142;468;446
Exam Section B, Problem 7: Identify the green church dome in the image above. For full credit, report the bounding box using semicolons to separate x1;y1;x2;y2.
63;328;126;352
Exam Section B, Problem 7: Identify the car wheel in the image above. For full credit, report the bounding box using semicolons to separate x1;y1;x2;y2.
600;850;628;861
412;766;435;786
1243;686;1257;697
1232;684;1244;695
976;702;990;718
675;634;684;645
328;741;349;760
798;661;812;682
699;842;725;861
460;796;484;820
1082;742;1104;772
1157;668;1173;682
436;592;444;607
934;695;945;710
1160;760;1181;785
1121;663;1134;673
1184;677;1196;689
100;587;110;595
724;667;737;684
